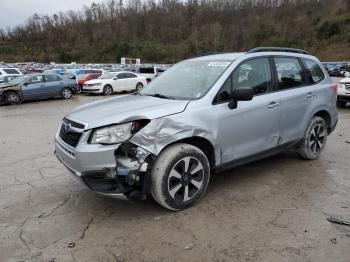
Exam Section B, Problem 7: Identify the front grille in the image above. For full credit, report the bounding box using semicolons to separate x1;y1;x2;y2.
59;125;82;147
59;118;85;147
63;118;85;129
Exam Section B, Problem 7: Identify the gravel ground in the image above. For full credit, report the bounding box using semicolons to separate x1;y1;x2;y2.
0;90;350;262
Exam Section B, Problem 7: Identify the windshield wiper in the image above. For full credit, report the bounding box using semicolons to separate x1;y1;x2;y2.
145;93;175;100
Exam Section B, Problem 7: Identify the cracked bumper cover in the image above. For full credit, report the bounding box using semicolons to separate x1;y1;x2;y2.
55;130;129;199
55;130;152;199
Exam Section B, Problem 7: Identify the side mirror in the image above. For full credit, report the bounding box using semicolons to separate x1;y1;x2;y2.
113;77;118;80
228;87;254;109
23;82;28;86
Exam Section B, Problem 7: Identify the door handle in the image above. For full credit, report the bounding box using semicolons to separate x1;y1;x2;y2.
267;101;279;109
306;92;314;98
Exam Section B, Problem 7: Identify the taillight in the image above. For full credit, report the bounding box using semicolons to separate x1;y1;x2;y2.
331;83;337;93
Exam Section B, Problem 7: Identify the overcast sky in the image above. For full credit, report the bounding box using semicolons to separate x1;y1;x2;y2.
0;0;99;29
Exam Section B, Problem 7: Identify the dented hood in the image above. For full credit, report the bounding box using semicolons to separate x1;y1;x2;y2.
66;94;189;129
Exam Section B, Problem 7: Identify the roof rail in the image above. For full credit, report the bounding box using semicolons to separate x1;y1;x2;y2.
247;47;310;55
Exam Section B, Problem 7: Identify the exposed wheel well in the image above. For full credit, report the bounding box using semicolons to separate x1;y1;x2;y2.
314;110;331;133
165;137;216;171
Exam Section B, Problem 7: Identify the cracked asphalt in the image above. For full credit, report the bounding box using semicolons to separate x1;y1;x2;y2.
1;91;350;262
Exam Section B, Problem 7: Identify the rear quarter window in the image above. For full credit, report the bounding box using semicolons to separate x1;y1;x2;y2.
303;59;325;84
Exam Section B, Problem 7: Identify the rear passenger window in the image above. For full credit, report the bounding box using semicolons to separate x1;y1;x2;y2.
303;59;324;84
45;75;61;82
274;57;305;90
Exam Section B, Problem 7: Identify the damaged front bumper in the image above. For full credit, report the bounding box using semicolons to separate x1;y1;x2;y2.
55;132;154;200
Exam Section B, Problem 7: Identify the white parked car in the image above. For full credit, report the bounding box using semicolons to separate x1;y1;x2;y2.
337;71;350;107
0;68;23;76
83;71;147;95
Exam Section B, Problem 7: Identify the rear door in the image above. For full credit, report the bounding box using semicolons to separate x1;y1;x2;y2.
215;57;281;163
44;75;62;97
21;75;45;100
272;56;318;144
124;72;138;90
113;73;129;91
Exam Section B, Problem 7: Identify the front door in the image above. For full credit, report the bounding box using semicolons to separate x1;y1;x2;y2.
21;75;45;100
215;57;281;164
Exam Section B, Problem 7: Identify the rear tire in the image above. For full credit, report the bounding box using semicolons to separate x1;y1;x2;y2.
61;88;72;99
103;85;113;96
151;143;210;211
136;82;143;91
5;92;20;105
297;116;327;160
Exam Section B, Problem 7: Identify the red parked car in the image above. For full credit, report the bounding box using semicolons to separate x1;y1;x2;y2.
76;73;101;93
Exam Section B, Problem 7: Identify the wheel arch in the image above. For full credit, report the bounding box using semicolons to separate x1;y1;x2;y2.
160;136;216;172
313;110;331;134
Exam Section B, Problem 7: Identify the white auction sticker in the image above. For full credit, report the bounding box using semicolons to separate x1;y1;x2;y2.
208;62;231;67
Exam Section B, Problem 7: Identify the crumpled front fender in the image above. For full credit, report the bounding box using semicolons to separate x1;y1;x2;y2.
130;113;221;165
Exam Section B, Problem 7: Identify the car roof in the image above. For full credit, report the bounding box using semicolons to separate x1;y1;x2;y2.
190;52;245;62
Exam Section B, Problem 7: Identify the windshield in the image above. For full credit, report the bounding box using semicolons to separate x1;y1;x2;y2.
7;75;30;85
139;60;232;100
99;72;116;79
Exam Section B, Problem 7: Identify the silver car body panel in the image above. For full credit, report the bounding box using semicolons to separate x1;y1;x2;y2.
54;51;338;195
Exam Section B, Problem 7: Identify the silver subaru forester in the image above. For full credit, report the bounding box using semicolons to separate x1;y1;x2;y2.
55;47;338;210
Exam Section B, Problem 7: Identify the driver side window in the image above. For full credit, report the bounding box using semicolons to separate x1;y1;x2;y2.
215;58;272;104
28;75;44;84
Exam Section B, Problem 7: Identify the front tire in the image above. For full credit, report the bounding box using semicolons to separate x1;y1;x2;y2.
103;85;113;96
61;88;72;99
151;143;210;211
5;92;21;105
297;116;328;160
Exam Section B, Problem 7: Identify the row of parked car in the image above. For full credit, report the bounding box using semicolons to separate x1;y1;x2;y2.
0;66;166;105
322;62;350;77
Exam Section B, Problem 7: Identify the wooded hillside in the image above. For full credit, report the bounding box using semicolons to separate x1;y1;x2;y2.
0;0;350;63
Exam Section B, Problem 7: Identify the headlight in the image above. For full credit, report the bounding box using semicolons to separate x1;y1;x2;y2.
90;123;133;144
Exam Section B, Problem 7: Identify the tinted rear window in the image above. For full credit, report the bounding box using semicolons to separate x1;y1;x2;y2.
303;59;325;84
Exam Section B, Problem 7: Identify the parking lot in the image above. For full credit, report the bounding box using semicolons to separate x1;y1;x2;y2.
0;92;350;262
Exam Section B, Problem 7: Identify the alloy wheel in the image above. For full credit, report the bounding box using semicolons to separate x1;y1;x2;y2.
167;156;204;202
309;123;326;154
7;94;19;103
62;89;72;99
136;83;143;90
104;86;112;95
